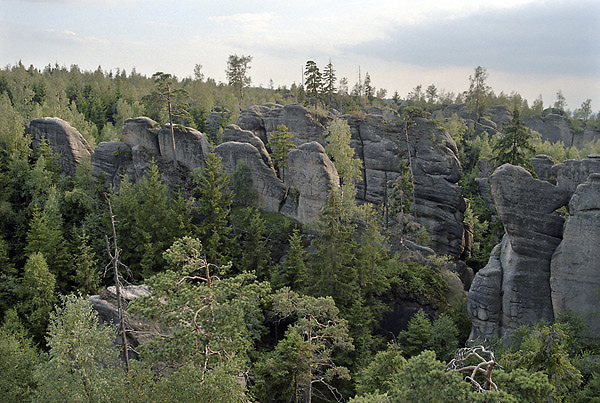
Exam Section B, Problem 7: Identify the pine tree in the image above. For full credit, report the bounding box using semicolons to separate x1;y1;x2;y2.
74;225;99;295
304;61;322;107
323;59;337;108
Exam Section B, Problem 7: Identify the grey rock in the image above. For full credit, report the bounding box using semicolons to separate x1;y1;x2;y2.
122;117;159;154
91;141;135;191
283;142;340;224
467;242;504;341
215;141;285;213
157;125;211;172
553;155;600;195
527;112;573;145
27;117;92;175
531;154;557;184
237;104;280;144
222;124;272;167
551;173;600;339
486;105;512;129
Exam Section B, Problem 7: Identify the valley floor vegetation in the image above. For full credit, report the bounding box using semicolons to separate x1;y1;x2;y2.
1;61;599;402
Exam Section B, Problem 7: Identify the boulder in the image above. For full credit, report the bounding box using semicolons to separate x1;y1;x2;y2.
26;117;92;175
122;117;159;154
215;141;285;213
551;173;600;340
282;142;340;224
157;125;211;172
222;124;272;167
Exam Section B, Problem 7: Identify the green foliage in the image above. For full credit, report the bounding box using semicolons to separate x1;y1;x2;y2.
232;206;272;278
0;315;40;402
268;124;296;181
500;323;582;400
230;161;257;207
386;260;449;308
324;117;363;205
398;310;432;358
493;109;536;171
130;237;271;370
226;54;253;108
257;288;354;402
441;113;467;144
73;226;100;295
33;294;124;403
355;343;406;395
193;152;233;264
19;252;57;342
495;368;555;402
466;66;492;121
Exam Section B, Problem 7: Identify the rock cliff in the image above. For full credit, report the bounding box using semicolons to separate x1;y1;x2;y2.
468;157;600;341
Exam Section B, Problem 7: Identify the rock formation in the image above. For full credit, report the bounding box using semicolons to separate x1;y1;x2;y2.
469;158;600;341
237;104;467;257
550;173;600;340
26;117;93;175
281;142;340;224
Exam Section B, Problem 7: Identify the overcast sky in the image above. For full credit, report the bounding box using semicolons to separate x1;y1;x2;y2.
1;0;599;110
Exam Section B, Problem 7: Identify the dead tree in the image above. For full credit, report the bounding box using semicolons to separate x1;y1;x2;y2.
447;345;499;393
104;195;132;372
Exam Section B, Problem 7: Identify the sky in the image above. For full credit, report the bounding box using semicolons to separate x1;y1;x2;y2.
1;0;599;110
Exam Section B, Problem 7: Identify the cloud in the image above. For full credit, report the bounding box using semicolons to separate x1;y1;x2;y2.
46;29;109;46
346;0;600;77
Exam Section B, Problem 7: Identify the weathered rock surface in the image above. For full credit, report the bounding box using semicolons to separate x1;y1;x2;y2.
531;154;557;184
527;111;573;145
90;141;135;190
122;117;159;154
491;165;569;333
215;141;285;213
551;173;600;339
157;124;211;172
468;242;503;341
222;124;272;167
553;154;600;195
282;142;340;224
27;117;93;175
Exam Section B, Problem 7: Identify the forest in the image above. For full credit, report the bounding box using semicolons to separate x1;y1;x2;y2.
0;59;600;402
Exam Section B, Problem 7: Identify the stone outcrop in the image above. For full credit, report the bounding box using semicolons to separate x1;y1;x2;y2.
238;104;467;257
157;125;211;172
281;142;340;224
122;117;159;154
531;154;557;184
222;124;272;167
527;110;573;145
469;159;600;341
90;141;135;190
550;173;600;340
26;117;92;175
215;141;285;214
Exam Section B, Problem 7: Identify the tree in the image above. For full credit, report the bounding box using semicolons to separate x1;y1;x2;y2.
193;152;233;264
398;310;432;358
73;225;99;295
193;63;204;81
493;108;535;171
324;117;362;205
574;98;592;123
268;124;296;181
275;228;307;290
129;237;271;373
466;66;492;122
266;288;354;403
226;54;252;109
363;72;374;103
304;61;322;107
33;295;124;403
19;252;56;342
323;59;337;108
554;89;567;111
426;84;438;106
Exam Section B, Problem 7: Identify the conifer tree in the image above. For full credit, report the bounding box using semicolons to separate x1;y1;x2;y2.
194;152;233;264
268;124;296;181
493;109;535;171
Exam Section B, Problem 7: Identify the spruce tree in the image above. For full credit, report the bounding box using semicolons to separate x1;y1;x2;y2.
268;125;296;182
194;152;233;264
493;109;535;172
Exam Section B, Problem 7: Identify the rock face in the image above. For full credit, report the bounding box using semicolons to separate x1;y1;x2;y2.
282;142;340;224
122;117;160;154
157;125;211;172
237;104;466;257
215;142;286;214
527;110;573;145
27;117;93;175
222;124;272;167
469;159;600;341
550;173;600;340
